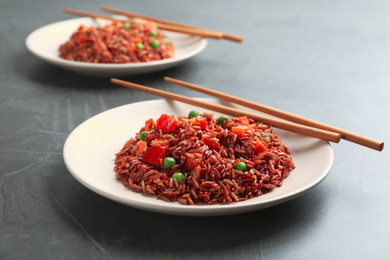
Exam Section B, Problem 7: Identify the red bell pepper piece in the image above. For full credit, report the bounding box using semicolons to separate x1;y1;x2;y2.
156;114;177;133
237;116;250;126
232;116;250;126
142;146;166;165
254;139;268;153
231;126;251;137
189;115;207;129
202;135;220;150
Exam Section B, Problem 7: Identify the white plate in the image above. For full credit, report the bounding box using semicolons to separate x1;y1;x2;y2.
26;17;207;77
63;99;334;216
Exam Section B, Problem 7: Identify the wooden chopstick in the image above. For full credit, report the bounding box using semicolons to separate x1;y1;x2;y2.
63;8;224;39
164;77;384;151
63;8;123;23
99;5;243;43
110;78;341;143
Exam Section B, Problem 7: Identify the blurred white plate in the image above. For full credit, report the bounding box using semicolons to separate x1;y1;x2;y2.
63;99;334;216
26;17;207;77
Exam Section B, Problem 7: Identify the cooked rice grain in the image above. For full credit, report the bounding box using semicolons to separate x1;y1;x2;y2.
114;112;295;205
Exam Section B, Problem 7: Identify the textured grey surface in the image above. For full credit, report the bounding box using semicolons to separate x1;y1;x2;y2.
1;0;389;259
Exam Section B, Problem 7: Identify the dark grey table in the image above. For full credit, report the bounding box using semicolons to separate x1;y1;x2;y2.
1;0;389;259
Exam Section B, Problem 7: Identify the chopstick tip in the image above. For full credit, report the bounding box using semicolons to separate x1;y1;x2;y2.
110;78;120;83
378;142;384;152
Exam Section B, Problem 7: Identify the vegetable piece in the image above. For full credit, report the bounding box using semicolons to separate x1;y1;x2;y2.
123;23;130;29
136;42;144;50
135;140;148;156
139;131;147;140
262;135;272;142
189;115;207;129
171;172;184;183
143;146;166;165
156;114;177;133
163;37;170;44
238;116;250;126
202;135;220;150
188;110;200;119
231;126;251;137
150;40;160;48
151;139;170;149
143;26;152;34
144;118;155;131
217;115;227;125
254;139;268;153
149;31;157;37
75;34;90;44
234;162;247;172
163;157;176;169
248;123;257;129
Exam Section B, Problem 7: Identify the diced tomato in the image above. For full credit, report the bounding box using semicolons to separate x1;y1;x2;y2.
202;135;220;150
189;115;207;129
156;114;177;133
135;140;147;156
231;126;251;137
254;139;268;153
142;146;166;165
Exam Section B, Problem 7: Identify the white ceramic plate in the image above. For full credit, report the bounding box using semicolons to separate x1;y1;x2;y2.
26;17;207;77
63;99;334;216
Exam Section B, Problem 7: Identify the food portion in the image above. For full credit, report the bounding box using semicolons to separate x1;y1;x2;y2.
59;20;174;63
114;111;295;205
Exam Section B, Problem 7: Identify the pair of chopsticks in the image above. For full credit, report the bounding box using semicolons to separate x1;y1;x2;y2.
63;7;243;43
110;78;384;152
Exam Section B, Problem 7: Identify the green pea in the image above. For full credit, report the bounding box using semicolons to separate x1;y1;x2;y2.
188;110;200;119
136;42;144;50
217;115;227;125
150;40;160;48
149;31;157;37
163;157;176;169
163;37;170;44
261;135;272;142
115;39;121;44
171;172;184;183
139;131;147;140
234;162;247;172
123;23;130;29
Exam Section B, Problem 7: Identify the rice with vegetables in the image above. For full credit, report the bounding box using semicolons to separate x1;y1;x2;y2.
59;20;174;63
114;111;295;205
